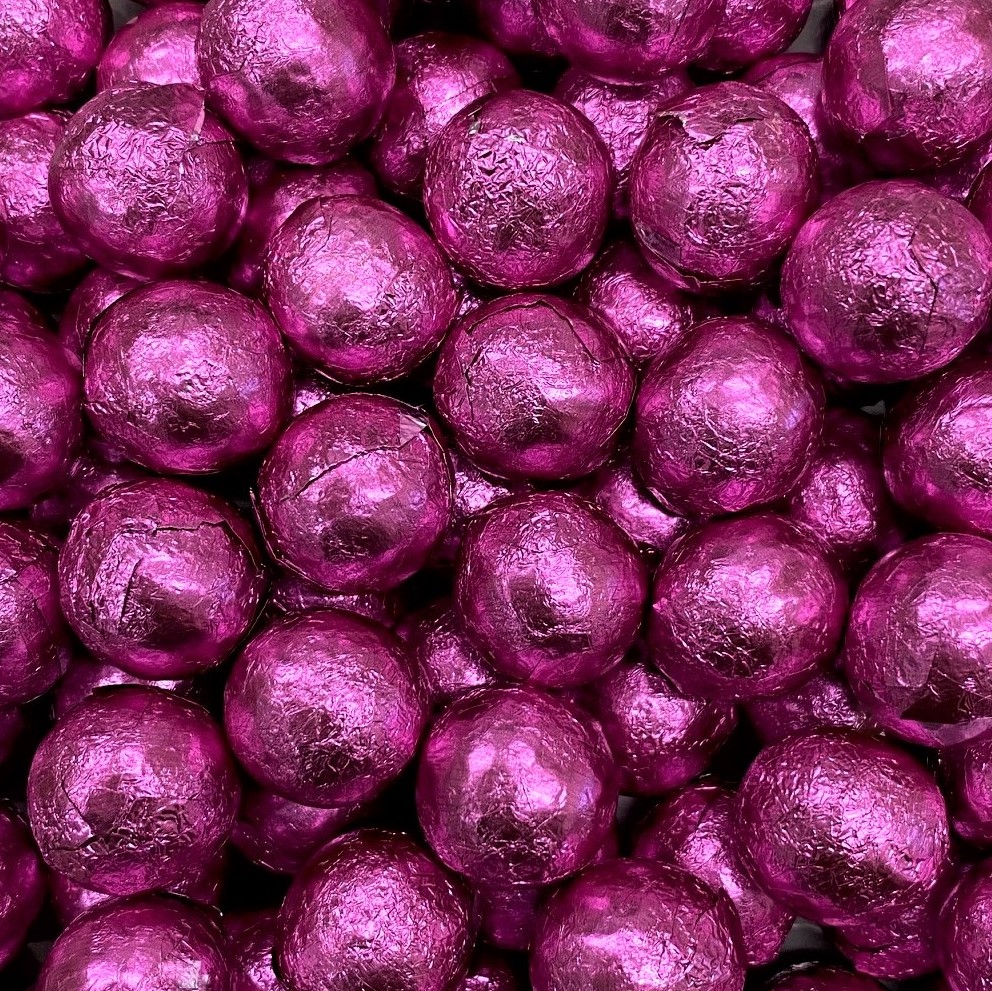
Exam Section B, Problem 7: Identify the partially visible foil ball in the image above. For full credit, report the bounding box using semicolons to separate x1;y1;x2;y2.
290;369;337;417
0;805;45;969
277;830;474;991
943;736;992;846
54;656;196;719
700;0;814;72
59;479;266;678
781;181;992;383
417;686;618;887
925;134;992;202
49;84;248;278
268;571;398;626
632;317;824;517
255;394;452;592
58;268;145;358
198;0;395;164
972;163;992;234
473;883;545;953
767;968;885;991
456;954;521;991
940;861;992;991
265;196;457;384
28;686;240;896
228;910;286;991
433;295;634;482
424;91;611;289
474;0;556;56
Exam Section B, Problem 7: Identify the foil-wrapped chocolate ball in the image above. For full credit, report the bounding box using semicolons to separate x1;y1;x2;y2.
631;82;818;293
737;729;951;929
973;162;992;233
198;0;395;164
944;736;992;846
649;513;847;701
532;858;745;991
255;393;452;592
844;533;992;747
781;180;992;383
474;0;556;56
59;268;145;358
268;571;398;626
456;954;521;991
701;0;813;72
456;491;646;687
636;783;794;965
940;861;992;991
0;805;45;969
423;91;611;289
289;368;338;418
0;0;110;118
228;911;286;991
417;686;617;886
28;686;240;896
632;317;824;517
85;280;290;474
433;295;634;482
38;894;230;991
278;830;473;991
371;32;520;197
824;0;992;172
59;478;266;678
225;609;426;808
265;196;457;384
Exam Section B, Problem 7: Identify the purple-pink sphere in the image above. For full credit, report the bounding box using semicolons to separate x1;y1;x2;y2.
228;911;286;991
940;860;992;991
456;955;522;991
267;571;398;625
58;268;145;358
944;736;992;846
0;805;45;969
474;0;556;56
972;162;992;234
701;0;813;72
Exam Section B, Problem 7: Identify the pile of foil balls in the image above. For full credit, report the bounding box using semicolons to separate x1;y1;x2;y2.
7;0;992;988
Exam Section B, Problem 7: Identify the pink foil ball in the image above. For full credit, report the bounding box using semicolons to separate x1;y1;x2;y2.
433;295;634;482
944;735;992;845
58;268;145;358
701;0;813;72
781;181;992;384
228;910;286;991
28;686;240;896
264;195;457;384
197;0;395;164
632;317;824;517
59;478;266;678
423;91;611;289
49;83;247;278
474;0;557;56
972;163;992;233
289;368;337;418
0;805;45;969
940;860;992;991
267;571;398;625
255;393;452;593
417;686;618;887
456;954;521;991
277;830;474;991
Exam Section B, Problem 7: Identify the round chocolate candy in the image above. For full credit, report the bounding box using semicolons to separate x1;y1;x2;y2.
456;954;522;991
700;0;813;72
227;910;286;991
972;162;992;234
473;0;556;56
940;860;992;991
267;571;398;626
0;804;45;969
59;268;145;358
289;368;338;418
943;736;992;846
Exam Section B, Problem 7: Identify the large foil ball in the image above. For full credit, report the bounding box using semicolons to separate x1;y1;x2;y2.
50;83;247;278
456;491;647;688
28;686;240;896
59;268;145;358
59;478;266;678
701;0;813;72
0;0;110;118
737;729;951;929
944;736;992;846
433;295;634;482
417;686;618;887
255;393;452;592
632;317;824;517
631;82;818;293
636;783;794;965
781;180;992;383
225;609;426;808
265;195;457;384
531;858;745;991
84;280;290;474
198;0;395;164
474;0;556;56
277;830;474;991
648;513;847;701
423;91;611;289
824;0;992;172
844;533;992;747
0;805;45;969
370;32;520;197
940;861;992;991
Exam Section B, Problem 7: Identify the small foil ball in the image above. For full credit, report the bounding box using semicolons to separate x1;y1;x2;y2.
701;0;813;72
50;83;247;278
255;393;452;593
456;491;647;688
59;478;266;678
781;180;992;383
631;82;818;293
85;280;290;474
737;729;951;929
228;910;286;991
225;609;426;808
289;368;338;418
944;736;992;846
370;32;520;197
96;3;202;91
532;858;745;991
0;805;45;969
417;686;618;887
28;686;240;896
433;295;634;482
824;0;992;172
844;532;992;747
940;860;992;991
423;91;611;289
632;317;824;517
37;894;230;991
198;0;395;164
635;783;794;965
0;0;110;118
473;0;556;56
59;268;145;358
265;195;457;385
277;830;473;991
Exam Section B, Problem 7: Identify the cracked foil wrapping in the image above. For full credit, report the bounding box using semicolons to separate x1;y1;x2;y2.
0;805;44;970
473;0;556;56
943;735;992;846
227;910;286;991
940;861;992;991
255;393;453;593
28;686;240;897
58;268;145;358
701;0;813;71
